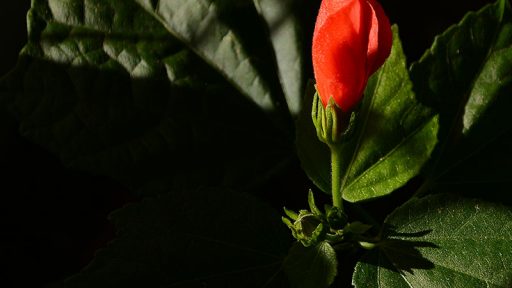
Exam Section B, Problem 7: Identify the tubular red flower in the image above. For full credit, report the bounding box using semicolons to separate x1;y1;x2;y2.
312;0;392;112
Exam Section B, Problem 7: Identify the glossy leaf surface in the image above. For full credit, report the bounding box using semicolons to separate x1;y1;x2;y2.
353;194;512;287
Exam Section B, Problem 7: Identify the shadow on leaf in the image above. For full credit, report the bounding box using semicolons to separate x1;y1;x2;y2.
378;238;437;274
360;227;437;274
1;49;290;196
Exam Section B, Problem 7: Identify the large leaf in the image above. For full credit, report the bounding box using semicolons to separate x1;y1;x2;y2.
283;241;337;288
410;0;512;198
252;0;304;115
134;0;302;115
52;187;291;288
353;194;512;287
296;27;439;202
1;0;293;195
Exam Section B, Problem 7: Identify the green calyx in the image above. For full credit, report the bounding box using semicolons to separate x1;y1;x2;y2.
311;92;357;148
312;90;359;211
282;190;375;248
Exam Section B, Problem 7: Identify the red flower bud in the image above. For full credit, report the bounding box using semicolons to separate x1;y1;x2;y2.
312;0;392;112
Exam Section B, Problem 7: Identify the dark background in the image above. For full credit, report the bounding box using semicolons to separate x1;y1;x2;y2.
0;0;496;287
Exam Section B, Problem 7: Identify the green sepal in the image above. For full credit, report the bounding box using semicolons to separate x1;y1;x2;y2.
311;93;337;147
311;90;322;138
308;189;323;216
340;110;357;140
281;216;299;240
283;207;299;220
311;92;358;148
297;214;323;237
299;222;326;247
282;208;327;247
325;98;338;143
282;216;294;228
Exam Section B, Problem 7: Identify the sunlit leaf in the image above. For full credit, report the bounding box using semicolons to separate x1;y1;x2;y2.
353;194;512;287
2;0;292;195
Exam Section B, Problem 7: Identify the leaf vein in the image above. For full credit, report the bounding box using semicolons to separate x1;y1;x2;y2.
345;116;434;192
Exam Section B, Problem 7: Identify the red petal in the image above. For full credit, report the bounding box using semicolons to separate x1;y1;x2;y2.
366;0;392;76
312;0;391;112
313;0;368;111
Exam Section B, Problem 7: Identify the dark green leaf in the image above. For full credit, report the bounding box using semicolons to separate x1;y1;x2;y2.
296;27;438;202
410;0;512;198
284;241;337;288
353;194;512;287
52;187;291;288
341;26;438;202
134;0;296;114
3;0;292;196
252;0;305;115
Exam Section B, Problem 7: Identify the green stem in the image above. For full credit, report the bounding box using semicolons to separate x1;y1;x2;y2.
331;148;343;211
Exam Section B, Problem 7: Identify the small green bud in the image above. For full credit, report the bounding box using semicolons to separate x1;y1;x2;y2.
326;206;348;229
282;208;327;247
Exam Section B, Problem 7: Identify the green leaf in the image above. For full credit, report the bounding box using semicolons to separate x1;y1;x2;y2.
296;26;439;202
353;194;512;287
134;0;297;114
252;0;305;115
341;26;438;202
284;241;337;288
52;187;291;288
410;0;512;198
3;0;293;196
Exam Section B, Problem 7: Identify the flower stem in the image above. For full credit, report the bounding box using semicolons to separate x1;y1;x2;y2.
331;148;343;211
